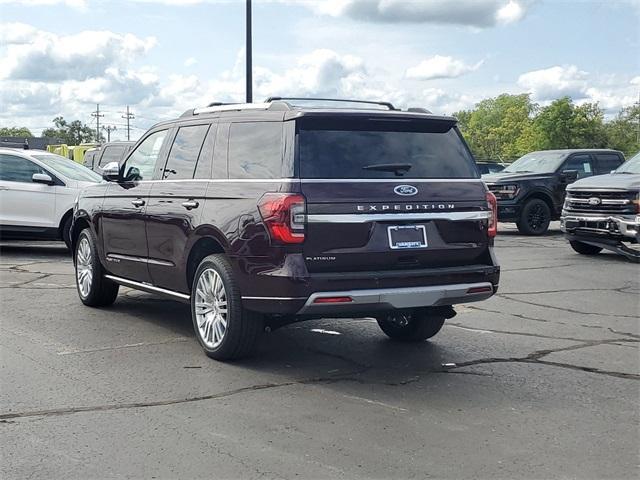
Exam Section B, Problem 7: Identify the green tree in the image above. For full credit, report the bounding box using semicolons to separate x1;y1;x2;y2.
0;126;33;137
455;93;539;161
534;97;606;149
605;104;640;156
42;116;99;145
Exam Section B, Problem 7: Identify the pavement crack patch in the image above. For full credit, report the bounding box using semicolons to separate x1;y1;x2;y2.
497;294;639;318
465;305;562;324
0;373;369;421
447;323;605;343
447;339;639;381
56;337;190;355
1;273;51;288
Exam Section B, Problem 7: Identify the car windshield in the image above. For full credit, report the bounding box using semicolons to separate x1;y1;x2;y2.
32;154;102;182
503;151;567;174
614;152;640;174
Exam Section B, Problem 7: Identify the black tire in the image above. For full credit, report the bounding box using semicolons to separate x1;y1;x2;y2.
74;228;119;307
191;254;263;360
376;308;446;342
517;198;551;235
570;240;603;256
62;215;72;250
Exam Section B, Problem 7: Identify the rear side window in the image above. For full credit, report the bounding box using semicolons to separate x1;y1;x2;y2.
297;118;477;179
99;146;126;167
163;125;210;180
228;122;283;179
194;124;217;179
595;153;623;174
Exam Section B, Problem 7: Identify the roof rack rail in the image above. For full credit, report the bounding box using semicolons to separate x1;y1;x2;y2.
191;102;292;115
265;97;398;111
407;107;432;114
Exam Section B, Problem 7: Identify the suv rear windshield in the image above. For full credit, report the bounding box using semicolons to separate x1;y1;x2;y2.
297;117;477;179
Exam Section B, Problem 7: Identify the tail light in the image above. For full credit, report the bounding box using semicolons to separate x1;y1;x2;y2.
486;191;498;238
258;193;306;244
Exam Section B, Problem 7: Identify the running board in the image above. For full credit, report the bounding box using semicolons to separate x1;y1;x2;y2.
104;275;191;303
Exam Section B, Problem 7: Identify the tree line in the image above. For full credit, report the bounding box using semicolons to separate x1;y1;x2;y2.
454;94;639;162
2;94;639;161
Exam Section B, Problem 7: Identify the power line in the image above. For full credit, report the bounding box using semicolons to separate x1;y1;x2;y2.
91;104;104;142
122;106;135;141
102;125;117;142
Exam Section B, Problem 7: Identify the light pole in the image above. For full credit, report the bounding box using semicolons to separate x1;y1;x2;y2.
246;0;252;103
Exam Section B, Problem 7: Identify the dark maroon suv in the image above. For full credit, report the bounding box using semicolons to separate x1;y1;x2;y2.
71;98;500;360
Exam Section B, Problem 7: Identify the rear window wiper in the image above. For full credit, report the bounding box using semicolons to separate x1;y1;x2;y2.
362;163;412;176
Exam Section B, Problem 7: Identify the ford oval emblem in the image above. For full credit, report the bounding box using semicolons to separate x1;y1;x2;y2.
587;197;601;205
394;185;418;196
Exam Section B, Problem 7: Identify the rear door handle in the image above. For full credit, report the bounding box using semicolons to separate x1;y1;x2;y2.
131;199;145;207
182;200;199;210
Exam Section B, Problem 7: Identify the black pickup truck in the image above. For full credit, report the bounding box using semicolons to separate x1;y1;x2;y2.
483;149;625;235
561;152;640;261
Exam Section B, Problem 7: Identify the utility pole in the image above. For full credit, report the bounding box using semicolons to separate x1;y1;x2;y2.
122;106;135;141
91;104;104;143
102;125;117;142
246;0;252;103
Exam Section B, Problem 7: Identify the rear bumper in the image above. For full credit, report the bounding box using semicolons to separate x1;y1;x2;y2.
295;282;494;315
237;256;500;315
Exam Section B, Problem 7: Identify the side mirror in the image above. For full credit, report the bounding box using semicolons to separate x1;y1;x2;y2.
32;173;54;185
561;170;578;183
102;162;121;182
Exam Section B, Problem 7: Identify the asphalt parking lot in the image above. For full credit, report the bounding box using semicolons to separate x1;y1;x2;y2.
1;222;638;479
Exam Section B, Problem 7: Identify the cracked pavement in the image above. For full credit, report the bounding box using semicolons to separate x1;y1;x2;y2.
1;223;639;479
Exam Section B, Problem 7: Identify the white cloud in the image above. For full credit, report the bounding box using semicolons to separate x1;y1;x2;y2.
0;24;157;81
518;65;638;113
0;0;86;8
308;0;532;27
406;55;483;80
183;57;197;67
517;65;589;101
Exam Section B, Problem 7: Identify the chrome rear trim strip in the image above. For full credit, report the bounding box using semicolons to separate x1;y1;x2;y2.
306;211;489;223
104;275;190;301
241;296;306;301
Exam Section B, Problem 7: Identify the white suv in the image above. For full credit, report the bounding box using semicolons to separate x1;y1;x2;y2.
0;148;101;248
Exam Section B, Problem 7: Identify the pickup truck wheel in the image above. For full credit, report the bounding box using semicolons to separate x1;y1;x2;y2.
191;254;263;360
376;308;446;342
517;198;551;235
570;240;603;255
75;228;119;306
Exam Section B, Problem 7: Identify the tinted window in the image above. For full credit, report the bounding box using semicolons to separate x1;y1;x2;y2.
194;124;217;179
123;130;168;181
595;153;623;174
99;146;126;167
0;154;45;182
228;122;283;179
84;151;97;168
298;118;477;179
163;125;209;180
562;154;593;179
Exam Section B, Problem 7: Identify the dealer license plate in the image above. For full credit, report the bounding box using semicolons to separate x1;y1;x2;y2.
387;225;428;250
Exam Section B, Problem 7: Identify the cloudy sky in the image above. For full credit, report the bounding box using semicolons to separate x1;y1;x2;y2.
1;0;639;140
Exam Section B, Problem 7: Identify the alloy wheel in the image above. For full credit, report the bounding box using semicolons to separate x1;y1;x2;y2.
527;204;547;231
76;237;93;298
195;268;228;348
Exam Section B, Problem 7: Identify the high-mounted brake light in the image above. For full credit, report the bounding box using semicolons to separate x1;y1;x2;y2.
258;193;306;244
486;191;498;238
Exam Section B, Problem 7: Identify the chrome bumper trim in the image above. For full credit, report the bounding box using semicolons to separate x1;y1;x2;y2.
561;214;640;239
297;282;494;314
306;211;489;224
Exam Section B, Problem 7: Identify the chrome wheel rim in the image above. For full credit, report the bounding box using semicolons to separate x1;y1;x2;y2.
76;237;93;298
195;269;228;349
